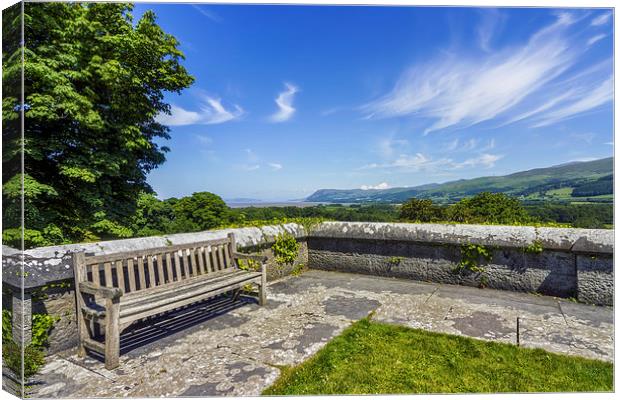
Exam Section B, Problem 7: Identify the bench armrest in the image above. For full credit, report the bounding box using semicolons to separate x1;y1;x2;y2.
232;251;268;263
78;281;123;300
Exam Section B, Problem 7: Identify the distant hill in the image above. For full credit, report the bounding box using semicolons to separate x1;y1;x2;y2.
306;157;613;204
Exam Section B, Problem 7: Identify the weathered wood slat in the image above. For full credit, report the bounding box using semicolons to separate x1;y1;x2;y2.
174;251;182;282
183;249;191;279
116;261;125;293
156;254;165;286
147;256;156;288
165;253;173;283
222;245;231;268
197;247;205;275
137;256;146;290
104;262;113;287
91;264;101;287
85;237;231;265
127;259;136;292
205;246;213;273
218;245;226;270
189;248;197;277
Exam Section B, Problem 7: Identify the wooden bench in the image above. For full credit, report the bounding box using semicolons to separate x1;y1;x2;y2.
72;233;267;369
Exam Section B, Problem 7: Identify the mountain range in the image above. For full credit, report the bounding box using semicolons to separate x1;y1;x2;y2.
306;157;613;204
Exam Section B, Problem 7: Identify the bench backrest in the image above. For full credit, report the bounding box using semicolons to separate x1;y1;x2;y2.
73;233;238;295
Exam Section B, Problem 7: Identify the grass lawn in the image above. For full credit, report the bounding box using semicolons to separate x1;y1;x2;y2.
263;319;613;395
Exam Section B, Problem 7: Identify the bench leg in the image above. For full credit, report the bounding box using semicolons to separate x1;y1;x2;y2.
104;298;121;370
77;311;88;358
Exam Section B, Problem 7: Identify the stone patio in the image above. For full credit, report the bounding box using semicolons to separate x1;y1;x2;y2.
30;270;613;398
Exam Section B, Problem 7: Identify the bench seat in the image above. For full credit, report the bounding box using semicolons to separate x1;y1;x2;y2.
73;233;267;369
82;269;262;328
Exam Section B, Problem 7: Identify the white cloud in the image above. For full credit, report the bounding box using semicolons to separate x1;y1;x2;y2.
191;5;222;23
360;182;390;190
268;163;283;171
378;136;409;158
362;12;611;133
445;138;459;151
157;96;243;126
477;8;506;52
587;34;607;46
360;151;502;171
360;153;452;171
242;164;260;171
605;141;613;146
531;77;612;127
270;83;299;122
454;153;503;169
591;12;611;26
157;105;202;126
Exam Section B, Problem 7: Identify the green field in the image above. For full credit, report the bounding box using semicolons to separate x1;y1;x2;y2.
264;319;613;395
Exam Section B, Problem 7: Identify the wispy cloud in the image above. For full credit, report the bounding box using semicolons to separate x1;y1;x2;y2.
362;12;612;133
157;96;243;126
270;83;299;122
453;153;503;169
587;34;607;46
378;136;409;158
591;12;611;26
360;151;502;171
191;5;222;23
268;162;283;171
531;77;612;127
477;8;506;52
360;182;390;190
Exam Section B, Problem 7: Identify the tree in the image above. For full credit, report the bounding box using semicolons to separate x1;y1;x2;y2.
2;3;194;247
170;192;231;233
447;192;530;225
400;198;442;222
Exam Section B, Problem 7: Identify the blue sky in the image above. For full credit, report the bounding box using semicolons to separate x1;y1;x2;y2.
133;4;614;201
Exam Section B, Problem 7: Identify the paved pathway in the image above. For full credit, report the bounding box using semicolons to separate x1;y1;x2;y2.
30;270;613;397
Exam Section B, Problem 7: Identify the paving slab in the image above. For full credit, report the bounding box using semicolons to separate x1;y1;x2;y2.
28;270;613;398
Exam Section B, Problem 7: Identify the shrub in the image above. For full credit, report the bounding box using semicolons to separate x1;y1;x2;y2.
272;232;300;266
447;192;530;225
399;198;443;222
2;340;45;380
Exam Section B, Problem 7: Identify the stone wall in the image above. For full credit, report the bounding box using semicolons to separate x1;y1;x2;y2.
1;221;613;355
307;222;613;306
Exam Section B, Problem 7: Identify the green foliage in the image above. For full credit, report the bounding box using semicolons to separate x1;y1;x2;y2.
399;198;443;222
291;263;305;276
455;244;492;274
572;174;613;197
525;203;612;229
263;319;613;395
2;340;45;381
2;309;57;381
237;258;261;271
272;232;300;266
448;192;531;225
170;192;230;232
524;239;544;254
388;256;403;266
31;313;59;348
3;309;12;342
2;2;194;247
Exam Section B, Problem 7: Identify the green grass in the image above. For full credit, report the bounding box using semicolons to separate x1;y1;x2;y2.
263;319;613;395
